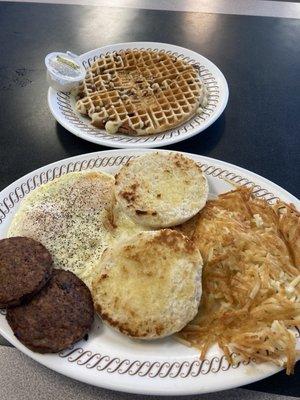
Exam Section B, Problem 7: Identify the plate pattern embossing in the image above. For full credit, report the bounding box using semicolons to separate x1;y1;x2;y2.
0;155;278;226
59;347;253;378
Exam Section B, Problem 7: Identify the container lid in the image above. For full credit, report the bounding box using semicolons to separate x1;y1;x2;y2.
45;51;86;82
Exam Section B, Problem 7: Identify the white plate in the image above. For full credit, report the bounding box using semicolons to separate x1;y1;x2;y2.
47;42;229;149
0;149;298;395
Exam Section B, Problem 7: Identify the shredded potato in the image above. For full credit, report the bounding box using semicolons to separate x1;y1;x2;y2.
178;188;300;374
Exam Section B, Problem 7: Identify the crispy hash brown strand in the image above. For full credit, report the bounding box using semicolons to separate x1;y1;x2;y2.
76;49;207;135
178;188;300;374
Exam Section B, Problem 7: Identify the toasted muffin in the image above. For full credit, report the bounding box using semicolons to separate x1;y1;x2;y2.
8;171;115;289
92;229;203;339
114;152;208;228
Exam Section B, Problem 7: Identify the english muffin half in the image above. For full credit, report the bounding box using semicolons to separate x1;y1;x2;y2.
114;152;208;228
92;229;203;339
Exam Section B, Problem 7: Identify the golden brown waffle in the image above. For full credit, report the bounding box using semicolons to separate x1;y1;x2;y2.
75;49;207;135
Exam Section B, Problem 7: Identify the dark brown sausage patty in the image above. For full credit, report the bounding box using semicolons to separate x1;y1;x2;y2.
0;237;53;308
6;269;94;353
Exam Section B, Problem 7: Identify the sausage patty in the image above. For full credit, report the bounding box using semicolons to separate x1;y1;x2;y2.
0;237;53;308
6;269;94;353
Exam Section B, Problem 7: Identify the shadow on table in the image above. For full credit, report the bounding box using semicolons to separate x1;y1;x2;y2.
166;114;225;155
55;123;107;155
242;360;300;397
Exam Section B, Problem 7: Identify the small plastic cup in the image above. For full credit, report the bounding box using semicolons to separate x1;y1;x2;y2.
45;51;86;92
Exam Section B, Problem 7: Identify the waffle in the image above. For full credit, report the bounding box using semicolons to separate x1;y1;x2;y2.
75;49;207;136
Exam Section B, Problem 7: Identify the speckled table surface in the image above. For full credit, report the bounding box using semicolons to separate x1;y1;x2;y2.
0;1;299;398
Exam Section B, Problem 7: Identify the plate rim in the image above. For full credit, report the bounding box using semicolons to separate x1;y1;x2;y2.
0;148;299;396
47;41;229;149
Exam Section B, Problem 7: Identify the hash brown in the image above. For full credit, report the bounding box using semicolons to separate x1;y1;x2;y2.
178;188;300;374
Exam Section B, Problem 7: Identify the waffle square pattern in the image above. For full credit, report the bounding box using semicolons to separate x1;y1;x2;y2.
76;49;207;136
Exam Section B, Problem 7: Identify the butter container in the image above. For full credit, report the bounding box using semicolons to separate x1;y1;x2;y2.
45;51;86;92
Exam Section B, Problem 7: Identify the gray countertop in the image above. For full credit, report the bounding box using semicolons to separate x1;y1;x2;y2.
0;335;10;347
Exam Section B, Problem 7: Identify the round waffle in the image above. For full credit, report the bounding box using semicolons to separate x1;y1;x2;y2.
75;49;207;136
